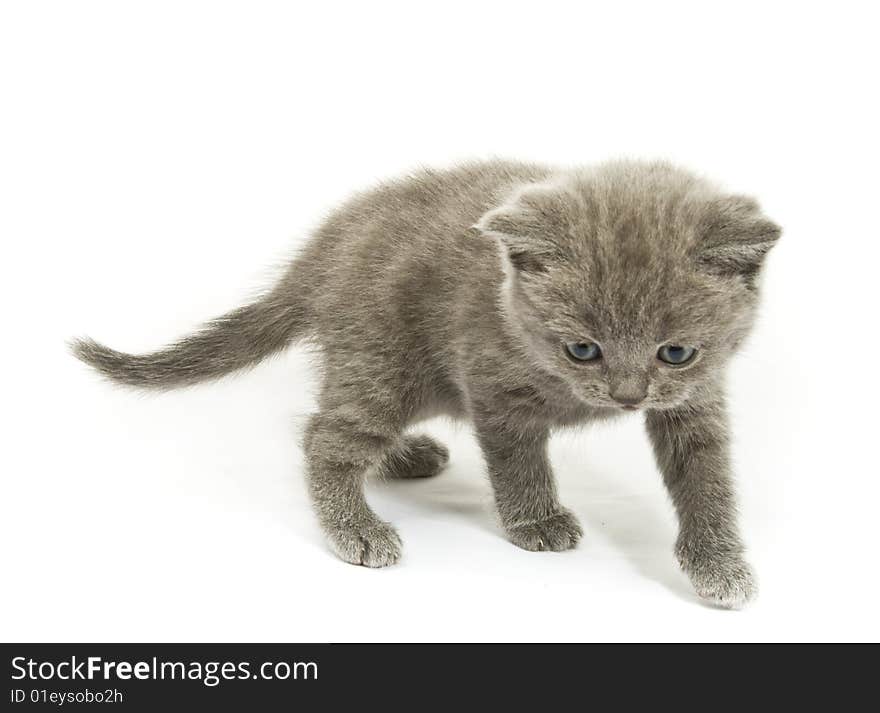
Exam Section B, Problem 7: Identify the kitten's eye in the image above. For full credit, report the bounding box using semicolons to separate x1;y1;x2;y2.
566;341;602;362
658;345;696;365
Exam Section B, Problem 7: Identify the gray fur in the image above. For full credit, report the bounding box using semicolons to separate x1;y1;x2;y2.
73;159;780;608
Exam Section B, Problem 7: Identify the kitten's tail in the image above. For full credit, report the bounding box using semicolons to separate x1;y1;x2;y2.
70;285;309;390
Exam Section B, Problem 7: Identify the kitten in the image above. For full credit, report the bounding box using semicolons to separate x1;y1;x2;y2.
73;160;781;608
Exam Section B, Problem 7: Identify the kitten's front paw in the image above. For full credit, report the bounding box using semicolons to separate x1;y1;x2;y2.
506;509;583;552
679;551;757;609
325;520;402;568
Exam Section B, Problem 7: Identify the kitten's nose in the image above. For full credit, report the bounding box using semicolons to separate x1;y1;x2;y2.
609;379;647;407
612;393;645;407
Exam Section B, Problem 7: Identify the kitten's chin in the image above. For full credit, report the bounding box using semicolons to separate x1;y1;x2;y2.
569;392;632;414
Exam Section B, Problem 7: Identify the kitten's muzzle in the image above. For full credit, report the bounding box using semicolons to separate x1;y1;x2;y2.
608;377;648;408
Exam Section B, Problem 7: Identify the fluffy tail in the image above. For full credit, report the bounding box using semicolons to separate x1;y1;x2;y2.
71;288;308;390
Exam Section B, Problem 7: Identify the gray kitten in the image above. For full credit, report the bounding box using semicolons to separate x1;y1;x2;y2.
73;160;780;608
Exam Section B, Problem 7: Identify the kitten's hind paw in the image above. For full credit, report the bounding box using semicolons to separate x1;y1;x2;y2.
325;520;403;568
380;434;449;480
505;509;583;552
681;553;757;609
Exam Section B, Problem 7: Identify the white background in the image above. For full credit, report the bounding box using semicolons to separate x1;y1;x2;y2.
2;1;878;642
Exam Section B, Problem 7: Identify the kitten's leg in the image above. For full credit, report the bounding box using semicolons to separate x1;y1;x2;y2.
304;397;404;568
474;415;582;552
646;387;756;608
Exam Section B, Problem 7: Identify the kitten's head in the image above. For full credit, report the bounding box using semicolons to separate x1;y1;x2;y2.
476;161;781;411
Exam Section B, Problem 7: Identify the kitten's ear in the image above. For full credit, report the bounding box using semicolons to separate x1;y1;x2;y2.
697;195;782;283
475;186;570;273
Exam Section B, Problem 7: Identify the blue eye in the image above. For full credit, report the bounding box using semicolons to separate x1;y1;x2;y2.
658;345;696;365
566;341;602;362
